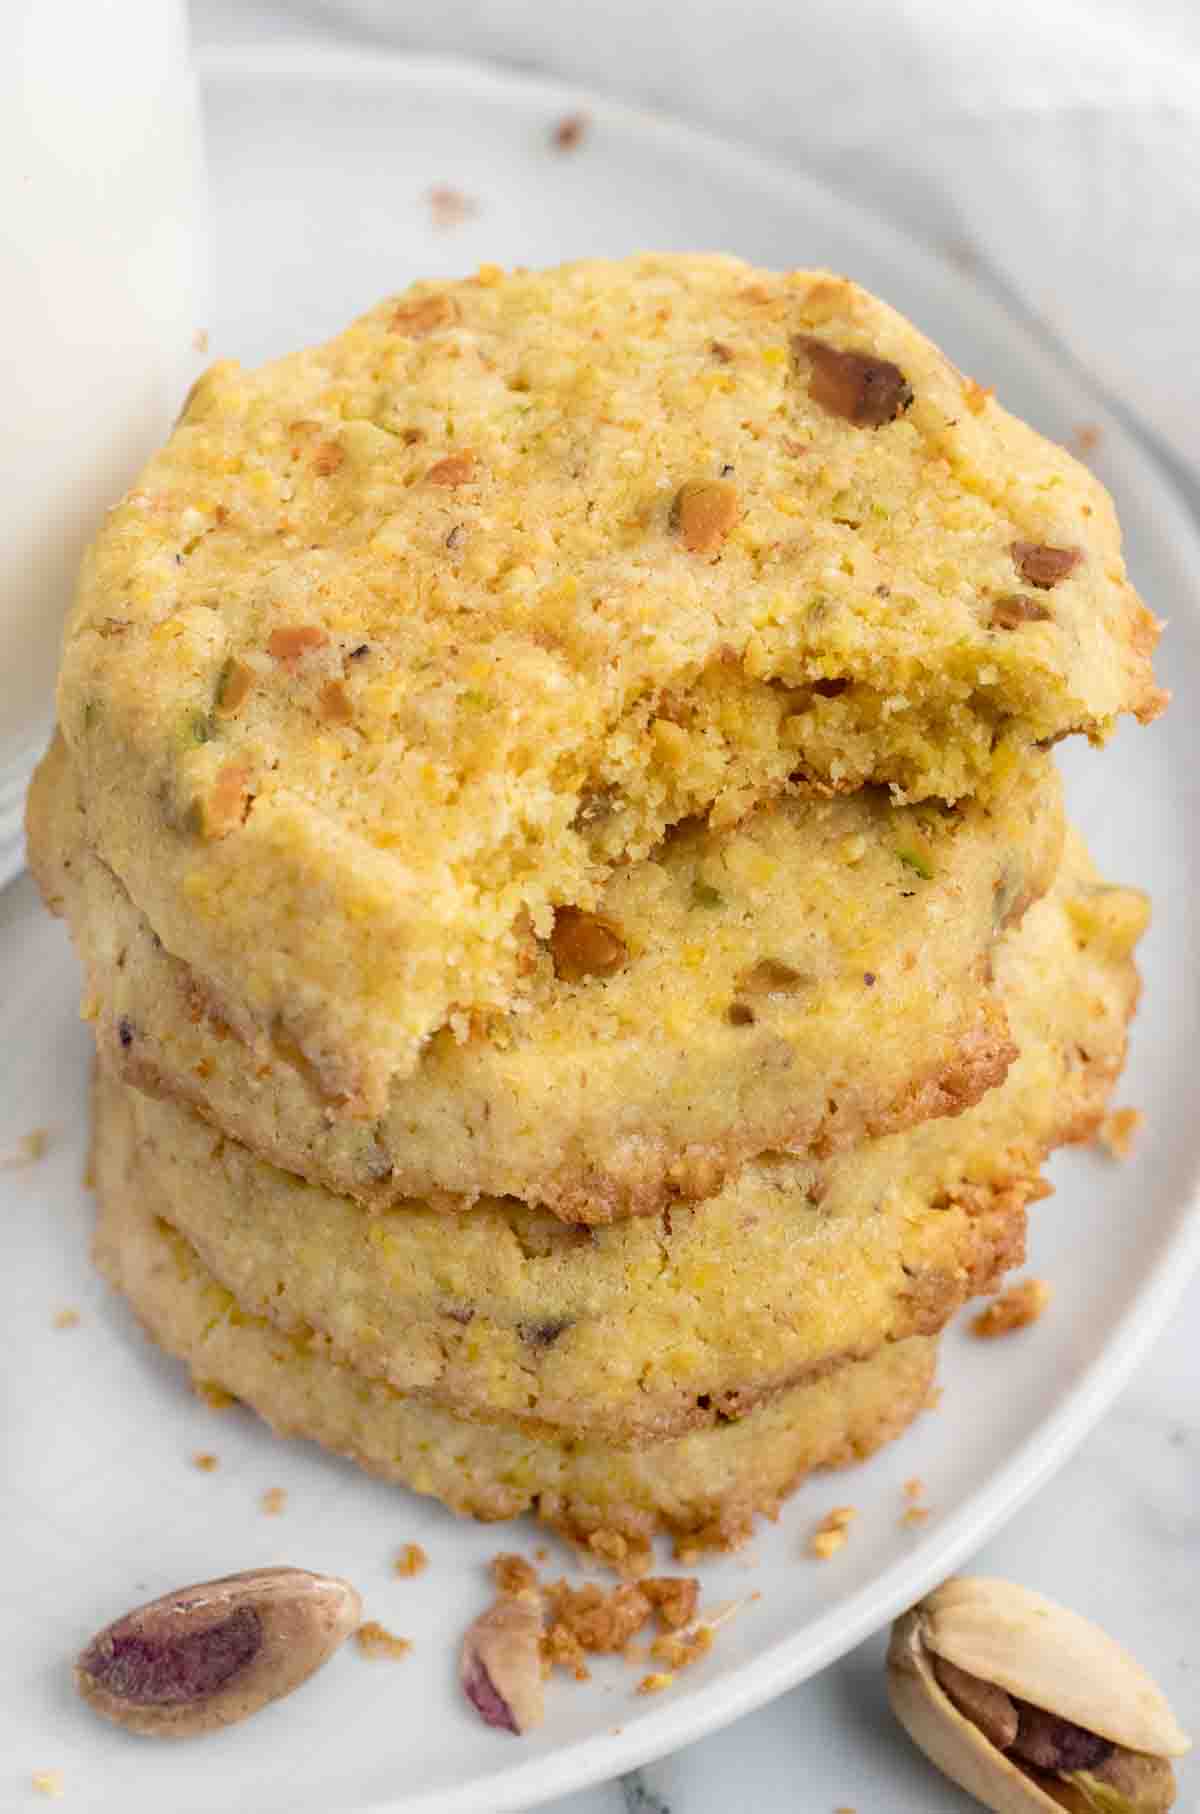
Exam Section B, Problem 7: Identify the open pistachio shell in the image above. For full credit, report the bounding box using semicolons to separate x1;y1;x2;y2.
460;1589;544;1735
75;1566;362;1737
889;1608;1073;1814
920;1580;1190;1759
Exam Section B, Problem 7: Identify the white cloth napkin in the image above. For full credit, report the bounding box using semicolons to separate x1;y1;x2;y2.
193;0;1200;476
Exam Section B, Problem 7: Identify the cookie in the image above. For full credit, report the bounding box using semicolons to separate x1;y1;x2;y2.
56;256;1162;1111
89;828;1144;1441
90;1173;938;1559
35;733;1063;1219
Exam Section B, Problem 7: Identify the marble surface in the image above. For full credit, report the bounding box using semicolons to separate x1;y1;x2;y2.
541;1287;1200;1812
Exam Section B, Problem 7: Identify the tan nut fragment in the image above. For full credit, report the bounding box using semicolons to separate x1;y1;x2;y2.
1011;542;1083;589
991;595;1053;630
75;1567;362;1738
672;479;740;555
792;334;913;426
887;1578;1190;1814
550;908;627;982
427;450;477;487
460;1589;544;1734
191;763;253;841
267;625;329;667
319;679;354;725
215;658;256;717
736;957;809;995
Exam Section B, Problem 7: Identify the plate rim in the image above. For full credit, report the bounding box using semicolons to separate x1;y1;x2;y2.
64;39;1200;1813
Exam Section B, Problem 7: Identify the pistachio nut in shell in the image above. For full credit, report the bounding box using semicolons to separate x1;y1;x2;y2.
887;1578;1190;1814
918;1579;1189;1757
75;1566;362;1737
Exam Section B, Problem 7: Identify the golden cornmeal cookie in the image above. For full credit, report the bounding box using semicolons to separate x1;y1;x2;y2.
56;256;1162;1111
89;1175;938;1559
88;829;1144;1441
35;733;1063;1220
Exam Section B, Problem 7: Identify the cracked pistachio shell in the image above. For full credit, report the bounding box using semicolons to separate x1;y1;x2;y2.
460;1589;544;1735
75;1567;362;1738
889;1607;1073;1814
917;1579;1190;1759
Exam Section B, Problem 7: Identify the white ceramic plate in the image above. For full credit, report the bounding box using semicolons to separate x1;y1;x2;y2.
6;44;1200;1814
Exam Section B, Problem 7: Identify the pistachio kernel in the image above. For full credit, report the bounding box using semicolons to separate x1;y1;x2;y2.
214;658;255;717
549;908;628;982
267;625;328;668
427;450;477;487
1011;542;1083;589
792;334;913;426
671;479;740;555
991;595;1053;630
736;958;808;995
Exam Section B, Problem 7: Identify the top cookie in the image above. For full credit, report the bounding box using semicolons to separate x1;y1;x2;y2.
58;255;1162;1105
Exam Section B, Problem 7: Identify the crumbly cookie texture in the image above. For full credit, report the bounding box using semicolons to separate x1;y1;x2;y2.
89;828;1144;1442
88;1170;939;1558
56;256;1163;1109
33;733;1064;1220
970;1276;1052;1337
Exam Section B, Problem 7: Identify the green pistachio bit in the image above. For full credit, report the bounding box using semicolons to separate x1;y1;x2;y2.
214;659;239;709
896;846;933;880
176;708;215;751
1062;1750;1177;1814
692;879;724;908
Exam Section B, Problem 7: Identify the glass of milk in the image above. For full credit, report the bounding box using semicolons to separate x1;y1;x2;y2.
2;0;208;884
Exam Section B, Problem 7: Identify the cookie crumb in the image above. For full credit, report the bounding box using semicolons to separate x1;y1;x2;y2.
972;1276;1052;1338
903;1477;925;1502
586;1526;649;1574
356;1620;412;1661
31;1772;63;1799
260;1486;287;1515
810;1528;847;1560
393;1542;428;1579
428;185;477;230
195;1380;236;1411
2;1129;49;1168
902;1505;932;1528
192;1452;219;1472
641;1576;700;1631
1074;423;1102;455
52;1308;81;1331
809;1505;856;1560
552;113;588;151
636;1671;674;1695
1096;1106;1143;1160
492;1552;538;1596
543;1620;591;1682
962;378;994;415
650;1625;713;1671
543;1580;652;1653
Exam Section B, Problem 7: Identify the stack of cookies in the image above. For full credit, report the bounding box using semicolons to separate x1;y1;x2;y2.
29;256;1162;1562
